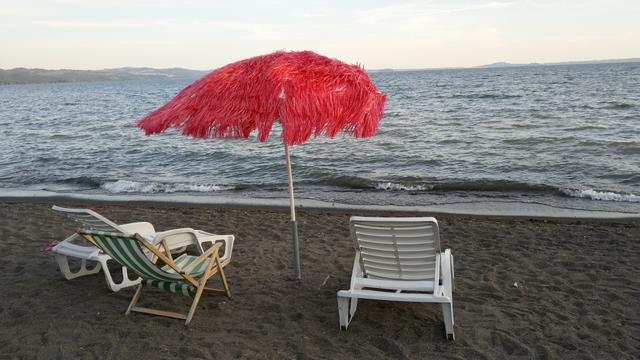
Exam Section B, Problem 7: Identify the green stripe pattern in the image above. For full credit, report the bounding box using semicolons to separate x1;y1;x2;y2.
162;255;211;277
81;230;183;282
78;230;217;297
146;279;195;297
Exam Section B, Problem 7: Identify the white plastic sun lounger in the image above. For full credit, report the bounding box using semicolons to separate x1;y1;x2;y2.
52;205;234;292
337;216;455;340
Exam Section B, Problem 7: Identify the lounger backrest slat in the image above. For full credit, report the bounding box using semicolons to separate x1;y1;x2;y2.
52;206;127;234
72;218;116;232
350;217;441;281
81;231;182;282
359;251;436;264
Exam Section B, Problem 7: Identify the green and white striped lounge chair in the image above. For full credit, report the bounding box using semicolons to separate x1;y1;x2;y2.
337;217;456;340
52;205;234;292
78;229;231;325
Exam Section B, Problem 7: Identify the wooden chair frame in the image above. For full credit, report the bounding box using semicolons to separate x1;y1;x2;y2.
80;231;231;325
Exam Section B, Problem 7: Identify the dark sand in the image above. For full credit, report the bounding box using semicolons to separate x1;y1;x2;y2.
0;201;638;359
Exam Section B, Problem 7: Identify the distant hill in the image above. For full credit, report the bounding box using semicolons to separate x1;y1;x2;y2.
476;62;540;68
369;58;640;72
5;57;640;84
0;67;209;85
476;58;640;69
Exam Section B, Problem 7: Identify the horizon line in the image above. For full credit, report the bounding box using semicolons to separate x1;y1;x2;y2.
2;56;639;73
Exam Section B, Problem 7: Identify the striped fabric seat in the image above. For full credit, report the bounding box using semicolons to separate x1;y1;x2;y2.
146;279;195;297
77;229;232;325
52;205;235;294
86;231;184;282
162;254;211;277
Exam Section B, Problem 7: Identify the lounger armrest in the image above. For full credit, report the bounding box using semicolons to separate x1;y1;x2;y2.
197;234;234;264
440;249;454;298
350;252;363;290
119;222;156;238
152;228;200;250
432;253;442;296
152;228;234;263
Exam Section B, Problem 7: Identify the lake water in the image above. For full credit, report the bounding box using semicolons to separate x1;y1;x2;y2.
1;63;639;215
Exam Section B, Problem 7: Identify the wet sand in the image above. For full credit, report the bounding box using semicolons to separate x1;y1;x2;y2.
0;201;638;359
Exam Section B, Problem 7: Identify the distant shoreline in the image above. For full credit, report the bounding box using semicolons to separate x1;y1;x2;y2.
2;58;638;85
371;57;640;72
0;67;208;85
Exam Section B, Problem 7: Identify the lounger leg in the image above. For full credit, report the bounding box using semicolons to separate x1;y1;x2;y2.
99;259;142;292
126;283;144;315
442;302;455;340
55;255;102;280
120;266;142;289
337;295;358;330
350;295;358;319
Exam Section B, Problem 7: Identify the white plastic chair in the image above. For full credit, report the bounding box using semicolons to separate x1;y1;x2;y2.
51;205;234;292
337;216;455;340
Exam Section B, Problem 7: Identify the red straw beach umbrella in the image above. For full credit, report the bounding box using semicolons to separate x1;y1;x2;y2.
138;50;386;279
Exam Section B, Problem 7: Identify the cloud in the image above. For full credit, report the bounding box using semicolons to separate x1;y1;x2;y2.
32;20;148;28
358;1;515;24
4;0;206;9
31;19;270;32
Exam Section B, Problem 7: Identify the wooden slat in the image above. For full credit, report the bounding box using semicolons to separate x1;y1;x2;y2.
130;306;187;320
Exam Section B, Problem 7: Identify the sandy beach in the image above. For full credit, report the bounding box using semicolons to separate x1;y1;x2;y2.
0;200;638;359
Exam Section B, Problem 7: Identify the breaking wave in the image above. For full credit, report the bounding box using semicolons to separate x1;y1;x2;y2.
562;189;640;202
376;182;429;191
373;181;640;203
373;179;557;193
101;180;233;194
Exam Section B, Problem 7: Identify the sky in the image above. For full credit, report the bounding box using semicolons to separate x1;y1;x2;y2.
1;0;639;70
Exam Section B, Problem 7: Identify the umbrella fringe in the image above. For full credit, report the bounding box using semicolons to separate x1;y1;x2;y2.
138;50;386;145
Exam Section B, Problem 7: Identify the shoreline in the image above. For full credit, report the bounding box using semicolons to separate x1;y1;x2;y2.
1;189;639;221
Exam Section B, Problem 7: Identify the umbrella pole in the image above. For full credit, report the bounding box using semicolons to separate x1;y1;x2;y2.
284;144;301;280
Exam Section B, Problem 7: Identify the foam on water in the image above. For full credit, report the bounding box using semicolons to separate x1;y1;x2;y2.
375;182;429;191
562;189;640;202
97;179;640;205
101;180;232;193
